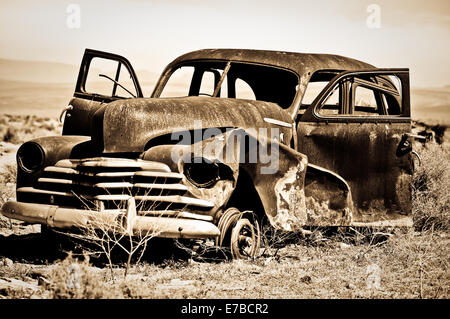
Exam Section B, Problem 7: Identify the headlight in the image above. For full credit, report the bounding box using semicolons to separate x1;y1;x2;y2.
17;142;45;173
183;157;235;188
183;158;220;188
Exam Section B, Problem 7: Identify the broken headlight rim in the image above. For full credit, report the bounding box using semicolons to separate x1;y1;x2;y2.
17;142;45;174
183;157;220;188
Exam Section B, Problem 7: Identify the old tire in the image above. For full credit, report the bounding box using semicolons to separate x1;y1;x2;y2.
230;218;261;259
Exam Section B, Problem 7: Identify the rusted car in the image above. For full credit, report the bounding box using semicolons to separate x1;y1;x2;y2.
2;49;415;258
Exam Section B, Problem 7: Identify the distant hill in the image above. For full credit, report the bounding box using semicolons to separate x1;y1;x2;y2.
0;58;79;83
0;80;74;117
0;58;160;85
411;87;450;125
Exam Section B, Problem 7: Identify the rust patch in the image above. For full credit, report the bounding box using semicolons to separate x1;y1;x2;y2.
271;159;308;231
186;180;234;213
305;198;352;226
303;165;354;226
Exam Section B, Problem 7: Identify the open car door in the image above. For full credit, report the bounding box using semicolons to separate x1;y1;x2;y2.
297;69;413;226
62;49;142;136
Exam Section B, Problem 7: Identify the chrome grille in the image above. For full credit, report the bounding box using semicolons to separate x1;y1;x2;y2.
17;157;214;214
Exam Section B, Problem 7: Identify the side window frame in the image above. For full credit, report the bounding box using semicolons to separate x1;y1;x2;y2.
315;78;351;116
349;76;401;116
300;69;410;123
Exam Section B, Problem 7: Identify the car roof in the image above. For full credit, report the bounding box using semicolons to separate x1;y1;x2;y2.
167;48;375;76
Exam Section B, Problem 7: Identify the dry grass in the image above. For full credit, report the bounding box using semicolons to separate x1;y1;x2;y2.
412;141;450;231
0;114;62;144
45;253;125;299
0;229;447;299
0;163;16;218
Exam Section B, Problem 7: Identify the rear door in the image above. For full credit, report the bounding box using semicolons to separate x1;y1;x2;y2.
62;49;142;136
297;69;412;222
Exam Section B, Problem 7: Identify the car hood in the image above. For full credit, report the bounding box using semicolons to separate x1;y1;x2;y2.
98;96;293;153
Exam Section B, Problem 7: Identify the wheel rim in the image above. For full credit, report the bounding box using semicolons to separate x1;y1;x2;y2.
230;218;260;259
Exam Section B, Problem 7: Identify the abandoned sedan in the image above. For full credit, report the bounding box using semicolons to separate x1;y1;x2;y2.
2;49;415;258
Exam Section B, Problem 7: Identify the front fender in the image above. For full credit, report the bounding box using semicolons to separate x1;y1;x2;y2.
16;135;92;189
141;128;354;230
239;134;309;231
142;128;308;230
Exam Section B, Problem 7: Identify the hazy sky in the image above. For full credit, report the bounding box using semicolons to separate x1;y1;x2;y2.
0;0;449;87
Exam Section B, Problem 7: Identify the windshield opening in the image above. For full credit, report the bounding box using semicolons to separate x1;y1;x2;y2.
158;61;298;109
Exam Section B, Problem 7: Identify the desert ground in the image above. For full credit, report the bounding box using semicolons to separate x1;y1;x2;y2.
0;58;448;299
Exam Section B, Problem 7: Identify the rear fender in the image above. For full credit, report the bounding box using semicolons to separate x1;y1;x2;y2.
304;163;354;226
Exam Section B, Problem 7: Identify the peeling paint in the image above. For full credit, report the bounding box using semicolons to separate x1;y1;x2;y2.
272;161;308;231
187;180;235;214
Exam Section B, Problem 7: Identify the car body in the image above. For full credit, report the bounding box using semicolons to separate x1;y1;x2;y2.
2;48;415;258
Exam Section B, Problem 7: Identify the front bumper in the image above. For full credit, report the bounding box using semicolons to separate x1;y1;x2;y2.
7;156;222;239
1;201;220;239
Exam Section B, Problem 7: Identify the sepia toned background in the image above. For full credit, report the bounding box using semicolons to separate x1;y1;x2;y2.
0;0;448;123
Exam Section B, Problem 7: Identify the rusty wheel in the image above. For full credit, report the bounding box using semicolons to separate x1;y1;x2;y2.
230;218;261;259
217;207;261;259
217;207;242;247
